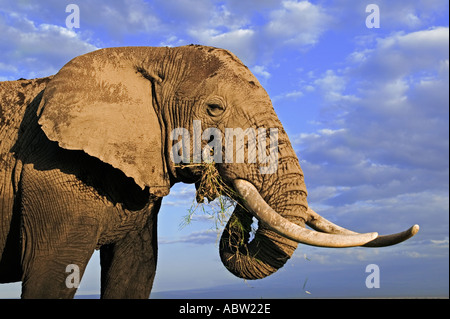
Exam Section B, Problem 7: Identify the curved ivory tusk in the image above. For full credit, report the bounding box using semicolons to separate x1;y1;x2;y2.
233;179;378;248
306;207;420;247
361;225;419;247
307;207;359;235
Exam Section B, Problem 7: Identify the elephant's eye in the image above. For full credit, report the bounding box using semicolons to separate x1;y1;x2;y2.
206;103;225;117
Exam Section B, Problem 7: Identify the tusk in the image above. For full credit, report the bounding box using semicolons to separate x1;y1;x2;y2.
307;207;420;247
362;224;419;247
307;207;359;235
233;179;378;248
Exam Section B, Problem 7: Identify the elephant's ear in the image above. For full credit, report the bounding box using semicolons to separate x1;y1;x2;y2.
37;48;170;197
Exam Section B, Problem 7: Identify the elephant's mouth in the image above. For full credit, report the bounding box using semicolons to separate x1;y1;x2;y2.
232;179;419;248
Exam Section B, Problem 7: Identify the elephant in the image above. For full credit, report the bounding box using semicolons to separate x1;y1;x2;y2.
0;45;419;298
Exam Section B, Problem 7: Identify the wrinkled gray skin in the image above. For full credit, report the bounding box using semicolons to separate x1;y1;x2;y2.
0;46;415;299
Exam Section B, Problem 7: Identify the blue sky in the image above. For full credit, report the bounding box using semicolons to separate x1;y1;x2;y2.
0;0;448;298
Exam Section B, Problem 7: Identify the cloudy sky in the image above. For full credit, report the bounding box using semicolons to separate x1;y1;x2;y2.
0;0;448;298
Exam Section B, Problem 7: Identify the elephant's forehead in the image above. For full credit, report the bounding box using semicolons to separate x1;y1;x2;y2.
214;55;260;85
180;45;262;86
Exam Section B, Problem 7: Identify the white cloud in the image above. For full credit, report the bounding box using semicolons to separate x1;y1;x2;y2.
318;128;346;136
403;13;421;28
251;65;271;81
190;28;256;64
327;0;448;31
272;90;305;102
159;35;187;47
345;29;449;170
0;12;98;79
265;1;331;47
182;1;332;65
430;238;449;246
163;184;196;207
159;229;219;245
93;0;159;37
284;90;304;99
314;70;359;102
353;27;449;81
0;0;161;45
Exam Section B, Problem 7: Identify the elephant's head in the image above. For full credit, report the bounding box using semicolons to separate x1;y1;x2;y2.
36;46;419;280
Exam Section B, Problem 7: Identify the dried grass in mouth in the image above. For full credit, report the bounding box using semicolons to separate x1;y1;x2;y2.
194;161;234;203
176;162;239;231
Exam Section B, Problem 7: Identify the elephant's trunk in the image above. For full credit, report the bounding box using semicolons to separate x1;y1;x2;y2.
219;135;310;279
